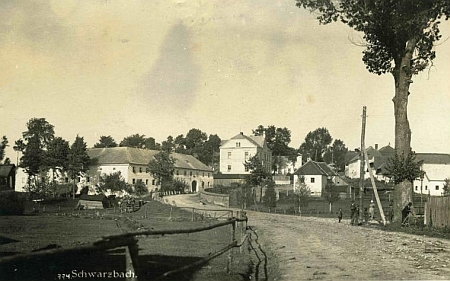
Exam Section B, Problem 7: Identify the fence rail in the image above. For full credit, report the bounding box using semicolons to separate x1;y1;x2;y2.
0;208;249;281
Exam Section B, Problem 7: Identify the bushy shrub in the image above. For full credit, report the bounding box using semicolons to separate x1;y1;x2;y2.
0;192;26;215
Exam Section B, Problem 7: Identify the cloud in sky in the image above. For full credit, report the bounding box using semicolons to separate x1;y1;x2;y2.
1;0;449;162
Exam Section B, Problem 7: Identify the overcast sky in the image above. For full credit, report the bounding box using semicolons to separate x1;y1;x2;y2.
1;0;450;162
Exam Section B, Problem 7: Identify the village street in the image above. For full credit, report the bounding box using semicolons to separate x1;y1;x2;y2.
166;194;450;280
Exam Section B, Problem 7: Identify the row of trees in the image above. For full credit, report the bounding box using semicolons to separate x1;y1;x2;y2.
12;118;91;198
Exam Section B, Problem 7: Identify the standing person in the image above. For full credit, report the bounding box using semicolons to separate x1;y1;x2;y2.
368;200;375;220
389;201;394;222
363;207;369;224
350;201;357;225
338;208;343;223
402;202;413;225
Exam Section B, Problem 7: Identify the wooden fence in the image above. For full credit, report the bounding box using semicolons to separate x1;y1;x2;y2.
0;211;248;281
424;196;450;228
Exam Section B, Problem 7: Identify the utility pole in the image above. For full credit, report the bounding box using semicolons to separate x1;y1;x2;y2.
359;106;367;223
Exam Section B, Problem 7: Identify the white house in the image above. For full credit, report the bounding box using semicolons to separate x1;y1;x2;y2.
15;147;214;195
345;144;395;182
219;132;272;175
87;147;214;194
413;153;450;196
293;160;346;197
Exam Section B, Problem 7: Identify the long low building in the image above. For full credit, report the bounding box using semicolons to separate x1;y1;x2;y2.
87;147;214;193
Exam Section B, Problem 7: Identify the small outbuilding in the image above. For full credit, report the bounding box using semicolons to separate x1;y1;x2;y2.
76;194;107;209
0;164;16;191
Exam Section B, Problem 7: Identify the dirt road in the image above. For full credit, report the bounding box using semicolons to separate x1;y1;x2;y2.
166;195;450;280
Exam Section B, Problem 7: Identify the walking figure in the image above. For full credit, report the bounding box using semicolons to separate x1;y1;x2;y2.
338;208;343;223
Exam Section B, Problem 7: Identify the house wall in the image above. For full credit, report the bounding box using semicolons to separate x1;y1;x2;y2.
413;163;450;196
173;168;213;192
293;174;324;196
220;138;272;175
220;138;259;174
88;164;213;194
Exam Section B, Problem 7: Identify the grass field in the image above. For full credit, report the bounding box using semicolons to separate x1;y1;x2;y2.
0;198;252;281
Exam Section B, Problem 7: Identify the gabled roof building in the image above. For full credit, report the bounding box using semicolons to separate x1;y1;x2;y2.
86;147;214;194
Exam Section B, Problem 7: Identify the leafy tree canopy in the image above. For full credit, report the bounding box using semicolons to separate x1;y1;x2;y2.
386;152;423;184
68;135;90;180
323;139;349;172
0;136;8;163
94;135;118;148
299;127;333;162
17;118;55;177
244;155;271;187
98;171;130;193
45;137;70;173
148;151;175;190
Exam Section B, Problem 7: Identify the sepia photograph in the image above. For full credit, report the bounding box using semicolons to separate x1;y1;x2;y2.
1;0;450;280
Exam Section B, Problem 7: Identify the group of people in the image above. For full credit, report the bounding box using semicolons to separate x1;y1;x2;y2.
338;200;413;226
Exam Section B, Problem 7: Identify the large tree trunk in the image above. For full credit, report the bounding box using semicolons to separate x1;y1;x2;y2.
391;38;417;223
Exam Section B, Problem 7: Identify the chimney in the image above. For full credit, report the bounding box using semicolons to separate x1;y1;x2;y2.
375;144;378;150
240;132;244;135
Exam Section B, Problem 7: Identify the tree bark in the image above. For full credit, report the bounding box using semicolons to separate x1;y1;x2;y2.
391;38;417;222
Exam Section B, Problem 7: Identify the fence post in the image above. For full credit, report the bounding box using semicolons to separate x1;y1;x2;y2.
169;206;173;221
227;220;236;274
191;208;195;222
125;237;139;281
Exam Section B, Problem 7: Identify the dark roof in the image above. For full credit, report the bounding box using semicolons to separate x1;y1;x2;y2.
378;145;395;157
345;151;359;165
87;147;213;172
79;194;106;201
294;161;336;176
415;153;450;165
222;133;267;149
0;165;15;177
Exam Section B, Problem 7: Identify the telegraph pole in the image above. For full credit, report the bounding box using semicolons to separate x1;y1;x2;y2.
359;106;367;223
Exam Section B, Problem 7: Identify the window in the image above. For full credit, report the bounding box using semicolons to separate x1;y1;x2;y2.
113;167;116;170
310;177;315;183
139;167;142;173
145;179;149;185
65;177;69;183
152;179;156;185
228;165;231;172
190;171;192;176
86;177;90;183
132;167;136;173
425;186;428;190
184;171;187;176
236;142;240;147
436;185;439;190
245;152;249;160
203;172;205;177
415;186;418;191
208;173;210;178
300;176;305;184
146;168;149;173
132;179;136;184
245;165;249;172
176;170;179;175
228;152;232;159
